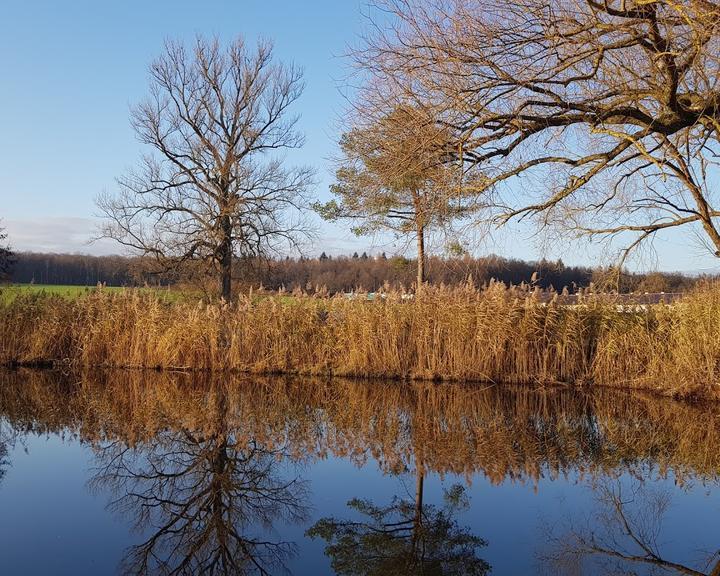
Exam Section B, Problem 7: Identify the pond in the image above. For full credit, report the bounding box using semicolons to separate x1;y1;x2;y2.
1;369;719;575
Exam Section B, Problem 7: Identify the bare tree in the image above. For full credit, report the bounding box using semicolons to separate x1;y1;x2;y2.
316;104;481;287
358;0;720;267
98;36;315;301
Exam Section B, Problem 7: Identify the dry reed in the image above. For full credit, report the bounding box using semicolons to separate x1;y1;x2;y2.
2;282;720;398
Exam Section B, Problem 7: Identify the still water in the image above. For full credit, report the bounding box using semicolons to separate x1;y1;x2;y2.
1;369;719;575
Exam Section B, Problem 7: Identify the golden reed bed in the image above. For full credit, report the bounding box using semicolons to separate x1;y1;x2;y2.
2;282;720;399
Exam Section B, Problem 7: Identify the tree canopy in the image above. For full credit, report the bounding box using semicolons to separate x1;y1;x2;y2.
98;36;314;301
317;105;484;286
357;0;720;266
0;225;14;282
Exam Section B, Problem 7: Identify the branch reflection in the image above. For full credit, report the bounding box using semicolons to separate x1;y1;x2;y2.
0;420;13;485
3;369;720;575
542;479;720;576
90;387;310;575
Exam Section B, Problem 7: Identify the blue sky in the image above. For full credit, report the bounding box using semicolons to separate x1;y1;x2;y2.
0;0;714;272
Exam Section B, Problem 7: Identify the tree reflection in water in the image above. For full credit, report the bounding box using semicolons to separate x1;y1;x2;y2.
308;477;489;576
541;478;720;576
0;421;12;485
90;388;310;576
4;370;720;574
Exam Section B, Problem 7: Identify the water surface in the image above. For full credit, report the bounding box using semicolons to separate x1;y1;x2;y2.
1;369;719;575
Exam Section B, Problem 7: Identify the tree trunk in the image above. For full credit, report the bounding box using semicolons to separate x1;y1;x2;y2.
416;222;425;289
220;216;233;302
414;467;424;529
221;263;232;302
410;465;425;559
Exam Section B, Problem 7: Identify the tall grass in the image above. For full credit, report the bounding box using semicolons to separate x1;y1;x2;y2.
2;282;720;398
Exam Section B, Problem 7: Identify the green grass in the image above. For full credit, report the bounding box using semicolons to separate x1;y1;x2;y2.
0;284;327;305
0;283;186;304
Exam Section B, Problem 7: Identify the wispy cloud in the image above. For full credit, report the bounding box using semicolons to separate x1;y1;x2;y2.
2;216;714;273
2;216;372;258
3;217;122;255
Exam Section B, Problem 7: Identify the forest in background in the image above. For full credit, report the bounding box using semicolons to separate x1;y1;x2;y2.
6;251;705;294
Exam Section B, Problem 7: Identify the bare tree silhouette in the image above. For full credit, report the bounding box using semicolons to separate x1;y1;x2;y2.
359;0;720;266
97;36;314;301
541;479;720;576
90;389;310;576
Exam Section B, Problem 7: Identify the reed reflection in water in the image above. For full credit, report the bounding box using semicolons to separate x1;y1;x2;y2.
1;368;720;575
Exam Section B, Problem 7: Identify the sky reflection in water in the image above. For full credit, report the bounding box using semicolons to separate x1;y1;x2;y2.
0;369;719;575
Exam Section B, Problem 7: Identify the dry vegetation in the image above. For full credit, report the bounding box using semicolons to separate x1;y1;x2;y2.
2;369;720;483
3;282;720;399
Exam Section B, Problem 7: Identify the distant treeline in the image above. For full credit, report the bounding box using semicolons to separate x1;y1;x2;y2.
11;253;154;287
8;251;707;293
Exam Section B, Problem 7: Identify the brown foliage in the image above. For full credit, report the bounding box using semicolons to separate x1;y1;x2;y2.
3;282;720;398
359;0;720;264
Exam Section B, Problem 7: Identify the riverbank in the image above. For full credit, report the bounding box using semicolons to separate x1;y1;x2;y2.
1;282;719;399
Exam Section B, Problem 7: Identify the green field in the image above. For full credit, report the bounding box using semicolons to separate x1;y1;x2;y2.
0;283;184;304
0;284;324;305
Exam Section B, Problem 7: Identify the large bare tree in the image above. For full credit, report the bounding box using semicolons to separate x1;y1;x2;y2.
98;37;314;301
358;0;720;266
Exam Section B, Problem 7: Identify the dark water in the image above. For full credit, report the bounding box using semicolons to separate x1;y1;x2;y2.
1;369;720;575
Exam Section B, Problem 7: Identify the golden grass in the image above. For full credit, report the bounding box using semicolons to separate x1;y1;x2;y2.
2;282;720;398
